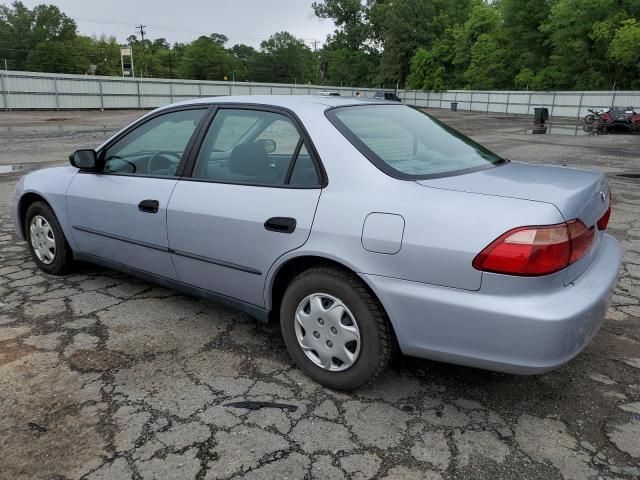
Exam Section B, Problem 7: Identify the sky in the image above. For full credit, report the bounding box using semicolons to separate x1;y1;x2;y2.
5;0;336;48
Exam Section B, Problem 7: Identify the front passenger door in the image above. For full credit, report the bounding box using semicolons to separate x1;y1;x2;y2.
66;107;208;279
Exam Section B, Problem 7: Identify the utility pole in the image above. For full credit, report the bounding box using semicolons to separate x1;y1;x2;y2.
312;40;320;85
136;24;147;77
2;58;9;112
611;81;616;108
168;48;173;79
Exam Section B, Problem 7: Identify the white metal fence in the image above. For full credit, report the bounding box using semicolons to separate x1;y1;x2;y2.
406;90;639;118
1;70;638;118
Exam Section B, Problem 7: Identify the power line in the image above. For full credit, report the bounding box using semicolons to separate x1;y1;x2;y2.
74;16;323;46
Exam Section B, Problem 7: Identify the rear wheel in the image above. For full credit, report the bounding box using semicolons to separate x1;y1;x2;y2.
280;266;394;390
25;201;73;275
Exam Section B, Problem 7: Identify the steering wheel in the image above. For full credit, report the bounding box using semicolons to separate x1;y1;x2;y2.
147;151;182;175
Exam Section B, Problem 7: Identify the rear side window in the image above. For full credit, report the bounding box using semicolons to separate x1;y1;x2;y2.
326;105;505;179
289;144;319;187
209;114;258;152
192;109;320;187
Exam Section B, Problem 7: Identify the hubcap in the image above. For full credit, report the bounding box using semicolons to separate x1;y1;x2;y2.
29;215;56;265
294;293;361;372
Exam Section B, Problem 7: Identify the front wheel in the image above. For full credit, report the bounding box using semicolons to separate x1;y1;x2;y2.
584;114;595;124
25;201;74;275
280;267;394;390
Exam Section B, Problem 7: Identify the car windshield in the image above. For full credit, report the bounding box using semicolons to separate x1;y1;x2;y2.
327;105;505;178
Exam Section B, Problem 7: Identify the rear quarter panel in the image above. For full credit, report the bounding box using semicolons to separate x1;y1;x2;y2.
302;180;565;291
265;109;565;303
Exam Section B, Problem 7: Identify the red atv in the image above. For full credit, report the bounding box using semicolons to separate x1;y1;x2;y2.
597;107;640;133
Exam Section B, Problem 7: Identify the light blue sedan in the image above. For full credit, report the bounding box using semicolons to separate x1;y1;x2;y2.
12;96;622;389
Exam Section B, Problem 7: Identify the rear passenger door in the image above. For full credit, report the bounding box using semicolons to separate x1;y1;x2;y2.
166;106;323;308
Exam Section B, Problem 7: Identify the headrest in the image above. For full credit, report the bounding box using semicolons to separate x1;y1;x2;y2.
229;142;269;176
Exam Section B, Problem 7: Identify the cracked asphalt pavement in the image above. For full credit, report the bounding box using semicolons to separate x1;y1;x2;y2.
0;109;639;480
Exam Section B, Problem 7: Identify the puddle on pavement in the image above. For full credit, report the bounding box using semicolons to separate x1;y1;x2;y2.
526;124;592;136
0;124;113;135
526;124;640;136
0;164;27;174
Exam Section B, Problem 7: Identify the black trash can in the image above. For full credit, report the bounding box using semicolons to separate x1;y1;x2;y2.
534;107;549;125
450;102;458;112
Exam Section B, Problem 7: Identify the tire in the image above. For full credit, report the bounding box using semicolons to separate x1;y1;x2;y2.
584;114;595;124
25;201;74;275
280;266;394;390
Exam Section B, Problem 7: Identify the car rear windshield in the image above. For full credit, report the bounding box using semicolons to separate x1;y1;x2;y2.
326;104;505;179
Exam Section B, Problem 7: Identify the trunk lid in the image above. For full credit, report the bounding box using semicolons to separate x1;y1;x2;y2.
416;161;610;284
416;161;608;226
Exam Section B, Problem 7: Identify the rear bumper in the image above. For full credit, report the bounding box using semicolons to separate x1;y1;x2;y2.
362;234;622;374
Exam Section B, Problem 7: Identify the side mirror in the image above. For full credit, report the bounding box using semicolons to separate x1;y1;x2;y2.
69;149;98;170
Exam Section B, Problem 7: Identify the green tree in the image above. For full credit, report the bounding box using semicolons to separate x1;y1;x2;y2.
141;38;177;79
502;0;552;74
178;34;234;80
368;0;473;85
126;33;157;77
149;48;174;79
5;0;640;90
538;0;640;89
313;0;370;49
83;35;121;76
313;0;379;86
406;45;451;90
608;17;640;88
25;39;83;73
464;33;512;89
0;1;77;71
514;67;537;90
320;46;379;86
30;3;76;43
609;18;640;65
255;32;315;84
230;44;258;81
406;1;504;90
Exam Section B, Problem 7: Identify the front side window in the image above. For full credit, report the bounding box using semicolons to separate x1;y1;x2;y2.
327;105;505;178
102;108;206;177
192;109;319;187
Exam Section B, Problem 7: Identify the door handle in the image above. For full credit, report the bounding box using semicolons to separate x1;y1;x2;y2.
264;217;296;234
138;199;159;214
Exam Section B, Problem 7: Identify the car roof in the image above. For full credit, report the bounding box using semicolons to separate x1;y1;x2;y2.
165;94;395;113
99;95;402;152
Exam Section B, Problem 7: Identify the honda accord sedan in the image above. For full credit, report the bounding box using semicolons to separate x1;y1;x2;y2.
12;96;621;389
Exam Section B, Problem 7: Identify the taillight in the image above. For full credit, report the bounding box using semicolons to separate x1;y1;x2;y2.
597;206;611;230
567;220;595;263
597;189;612;230
473;220;595;276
